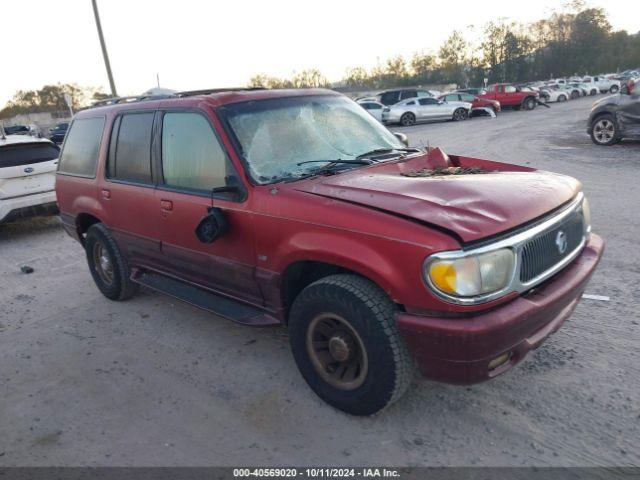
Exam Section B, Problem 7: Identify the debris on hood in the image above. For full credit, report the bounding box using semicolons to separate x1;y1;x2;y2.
401;166;489;177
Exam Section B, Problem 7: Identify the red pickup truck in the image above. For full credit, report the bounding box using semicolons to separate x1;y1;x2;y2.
56;88;602;415
480;84;540;110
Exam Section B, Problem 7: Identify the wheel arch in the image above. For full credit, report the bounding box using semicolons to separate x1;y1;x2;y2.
75;212;105;245
279;258;405;324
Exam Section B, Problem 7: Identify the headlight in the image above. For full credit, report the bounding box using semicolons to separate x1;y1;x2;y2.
425;248;516;301
582;196;591;234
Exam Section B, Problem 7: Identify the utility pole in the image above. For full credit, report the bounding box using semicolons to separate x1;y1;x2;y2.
91;0;117;97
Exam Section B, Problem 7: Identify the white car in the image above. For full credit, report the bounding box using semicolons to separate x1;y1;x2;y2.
357;100;385;121
0;133;59;224
582;76;621;94
381;97;472;126
540;88;570;103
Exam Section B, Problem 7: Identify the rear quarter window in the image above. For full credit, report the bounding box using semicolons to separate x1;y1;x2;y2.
106;112;154;184
0;143;60;168
58;117;105;177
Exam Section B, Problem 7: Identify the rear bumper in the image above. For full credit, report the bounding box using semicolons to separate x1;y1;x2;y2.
0;190;58;223
396;234;604;385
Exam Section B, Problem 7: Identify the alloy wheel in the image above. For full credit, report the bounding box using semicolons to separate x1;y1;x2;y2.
593;119;616;144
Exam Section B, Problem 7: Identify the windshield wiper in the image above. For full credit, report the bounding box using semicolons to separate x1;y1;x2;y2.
355;147;420;160
297;159;373;166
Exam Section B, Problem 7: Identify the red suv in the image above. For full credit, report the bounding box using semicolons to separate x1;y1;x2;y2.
56;88;603;415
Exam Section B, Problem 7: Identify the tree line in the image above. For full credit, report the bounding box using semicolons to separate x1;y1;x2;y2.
0;84;109;119
249;5;640;90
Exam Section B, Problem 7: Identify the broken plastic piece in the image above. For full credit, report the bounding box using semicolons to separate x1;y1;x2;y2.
582;294;609;301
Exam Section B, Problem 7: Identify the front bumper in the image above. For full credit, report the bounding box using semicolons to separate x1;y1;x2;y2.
0;190;58;223
396;233;604;384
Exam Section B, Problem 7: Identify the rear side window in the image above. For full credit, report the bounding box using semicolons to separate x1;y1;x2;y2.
58;117;105;176
0;143;60;168
400;90;417;100
107;112;154;183
161;112;228;191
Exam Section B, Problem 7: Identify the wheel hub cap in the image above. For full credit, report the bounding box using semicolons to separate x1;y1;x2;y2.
328;333;354;362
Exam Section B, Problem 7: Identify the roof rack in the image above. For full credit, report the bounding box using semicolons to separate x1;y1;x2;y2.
89;87;266;108
91;94;175;107
177;87;265;97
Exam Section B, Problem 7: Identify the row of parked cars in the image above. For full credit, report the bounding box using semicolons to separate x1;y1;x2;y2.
357;83;538;126
0;121;69;143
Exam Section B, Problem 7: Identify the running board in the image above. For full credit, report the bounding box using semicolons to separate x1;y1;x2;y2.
132;270;280;326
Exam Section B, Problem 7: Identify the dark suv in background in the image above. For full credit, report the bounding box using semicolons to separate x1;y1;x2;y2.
378;88;433;105
588;85;640;145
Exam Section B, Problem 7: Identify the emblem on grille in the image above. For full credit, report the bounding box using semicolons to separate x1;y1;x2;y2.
555;230;568;254
24;167;34;173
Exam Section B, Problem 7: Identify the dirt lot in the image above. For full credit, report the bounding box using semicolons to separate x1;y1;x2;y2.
1;96;638;467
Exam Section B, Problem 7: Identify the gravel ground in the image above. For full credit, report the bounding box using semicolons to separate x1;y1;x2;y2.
0;96;638;467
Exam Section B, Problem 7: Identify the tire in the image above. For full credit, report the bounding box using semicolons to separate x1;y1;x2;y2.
288;274;412;416
558;94;567;102
590;89;598;96
85;223;139;301
590;114;620;146
571;90;580;100
610;85;619;94
452;108;468;121
400;112;415;126
523;97;536;110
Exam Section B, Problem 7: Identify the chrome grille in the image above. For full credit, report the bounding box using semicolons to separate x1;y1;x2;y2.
519;209;585;283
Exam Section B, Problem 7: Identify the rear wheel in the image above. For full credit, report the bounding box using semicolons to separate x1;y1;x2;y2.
289;274;412;416
590;89;598;96
558;94;567;102
400;112;415;126
85;223;139;300
452;108;468;121
590;114;619;146
571;90;580;100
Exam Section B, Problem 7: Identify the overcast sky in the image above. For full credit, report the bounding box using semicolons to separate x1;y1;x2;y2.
2;0;639;107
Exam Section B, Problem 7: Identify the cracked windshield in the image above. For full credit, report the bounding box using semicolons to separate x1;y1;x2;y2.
225;95;404;183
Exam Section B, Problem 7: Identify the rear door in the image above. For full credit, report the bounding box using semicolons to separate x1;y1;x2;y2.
154;110;262;304
0;141;59;199
101;111;162;267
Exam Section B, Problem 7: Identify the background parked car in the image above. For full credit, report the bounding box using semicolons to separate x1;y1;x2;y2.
440;92;500;116
479;84;539;110
377;88;433;106
48;122;69;144
540;87;570;103
582;75;621;94
588;87;640;146
382;97;471;126
357;100;385;121
4;125;30;135
0;135;60;223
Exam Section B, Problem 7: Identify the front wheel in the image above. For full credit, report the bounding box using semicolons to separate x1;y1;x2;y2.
610;85;619;94
590;89;598;96
558;94;567;102
289;274;413;416
590;114;619;146
571;91;580;100
400;112;415;126
452;108;468;121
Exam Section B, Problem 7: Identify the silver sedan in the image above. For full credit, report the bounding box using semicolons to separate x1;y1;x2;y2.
381;97;472;126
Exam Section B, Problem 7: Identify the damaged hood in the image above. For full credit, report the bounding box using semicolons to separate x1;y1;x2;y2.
294;149;581;243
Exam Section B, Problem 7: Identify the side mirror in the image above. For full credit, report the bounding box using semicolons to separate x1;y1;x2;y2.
394;132;409;147
195;207;229;244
